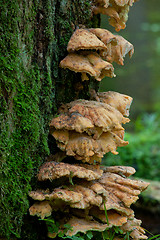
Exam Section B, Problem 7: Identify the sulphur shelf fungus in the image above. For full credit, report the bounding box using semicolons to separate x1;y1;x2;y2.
92;0;139;31
52;130;128;163
60;52;115;81
49;98;131;163
95;91;133;117
37;161;103;182
66;28;107;52
60;28;134;82
102;34;134;65
50;98;130;134
29;165;149;239
89;28;134;65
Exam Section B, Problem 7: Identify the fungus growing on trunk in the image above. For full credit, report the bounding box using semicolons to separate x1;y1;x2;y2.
49;98;130;163
37;161;103;182
60;27;134;81
92;0;139;31
67;29;108;52
60;52;115;81
97;91;133;116
89;28;118;46
29;164;149;239
102;35;134;65
50;99;130;134
51;131;128;163
28;1;149;239
29;201;52;220
89;29;134;65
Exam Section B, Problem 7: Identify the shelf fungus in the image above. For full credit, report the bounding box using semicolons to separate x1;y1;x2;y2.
50;99;130;134
59;28;117;81
29;201;52;220
103;35;134;65
88;28;134;65
49;99;131;163
60;27;134;80
97;91;133;117
60;52;115;81
37;161;103;182
28;0;147;239
51;130;128;162
92;0;139;31
29;165;149;239
67;28;108;52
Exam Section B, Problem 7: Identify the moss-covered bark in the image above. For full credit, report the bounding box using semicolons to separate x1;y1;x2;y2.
0;0;99;239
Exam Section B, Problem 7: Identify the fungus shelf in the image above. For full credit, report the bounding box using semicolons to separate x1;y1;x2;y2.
28;1;150;239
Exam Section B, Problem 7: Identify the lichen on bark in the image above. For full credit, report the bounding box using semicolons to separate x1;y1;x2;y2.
0;0;100;239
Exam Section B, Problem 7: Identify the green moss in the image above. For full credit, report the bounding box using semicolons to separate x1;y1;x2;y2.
0;0;100;238
0;0;55;238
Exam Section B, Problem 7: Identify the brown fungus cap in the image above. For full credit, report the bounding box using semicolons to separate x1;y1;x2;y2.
93;6;126;32
86;52;115;80
50;112;94;133
37;161;103;181
94;0;134;7
69;184;103;209
93;0;139;31
89;182;108;197
97;91;133;117
29;201;52;219
114;0;135;6
108;3;130;32
34;169;148;215
89;28;119;62
29;166;149;239
53;131;101;163
53;130;128;163
99;171;149;192
65;211;127;235
60;53;97;81
62;217;111;236
98;172;149;210
67;29;107;52
90;208;127;226
60;52;115;81
50;99;129;140
29;188;83;204
89;28;118;46
103;165;136;177
68;100;130;131
120;218;148;239
114;0;130;6
115;35;134;62
101;35;134;65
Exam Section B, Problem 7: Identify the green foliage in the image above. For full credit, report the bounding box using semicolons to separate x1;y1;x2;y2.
145;228;160;240
103;113;160;181
148;235;160;240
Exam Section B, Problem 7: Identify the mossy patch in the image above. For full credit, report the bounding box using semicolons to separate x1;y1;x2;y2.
0;0;55;238
0;0;100;238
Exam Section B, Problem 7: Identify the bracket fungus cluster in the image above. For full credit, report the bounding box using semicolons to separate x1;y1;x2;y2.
49;92;132;163
60;28;134;81
29;164;149;239
29;0;150;239
92;0;139;31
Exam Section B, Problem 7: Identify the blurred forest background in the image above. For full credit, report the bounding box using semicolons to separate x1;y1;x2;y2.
101;0;160;181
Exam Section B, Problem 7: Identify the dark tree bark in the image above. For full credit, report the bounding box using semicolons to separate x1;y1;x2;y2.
0;0;100;239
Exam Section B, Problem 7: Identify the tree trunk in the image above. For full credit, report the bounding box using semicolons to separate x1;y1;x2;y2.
0;0;99;239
